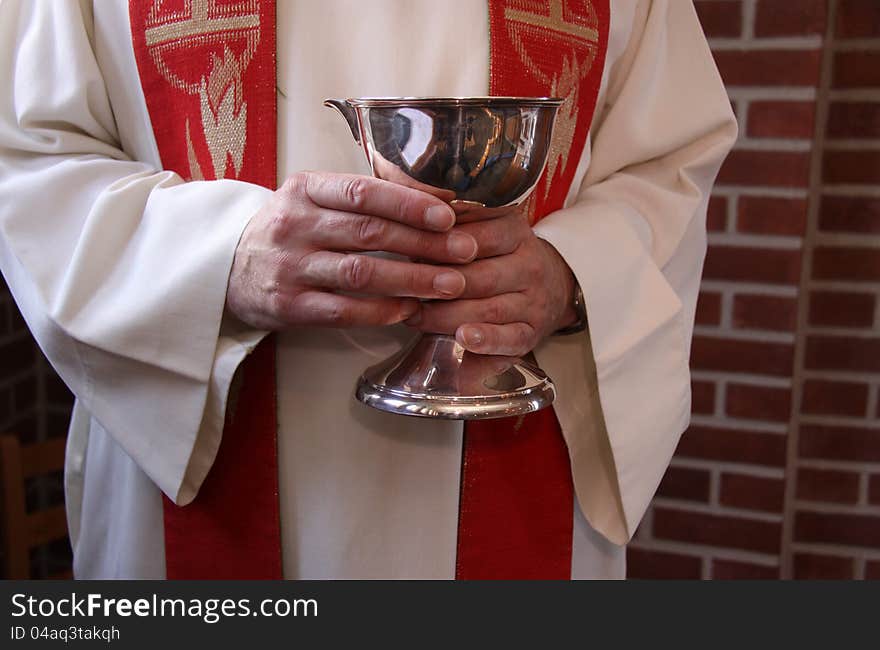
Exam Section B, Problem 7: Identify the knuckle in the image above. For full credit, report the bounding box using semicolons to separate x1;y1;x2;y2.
268;291;290;320
515;326;533;353
282;171;311;199
395;192;416;222
325;302;352;327
267;212;293;245
483;300;504;323
287;251;309;282
356;216;387;248
343;176;368;210
341;255;373;291
524;251;543;278
481;267;502;294
412;231;432;256
401;266;421;293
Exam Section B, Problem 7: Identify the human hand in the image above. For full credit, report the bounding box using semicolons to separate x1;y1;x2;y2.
226;172;479;330
407;209;579;356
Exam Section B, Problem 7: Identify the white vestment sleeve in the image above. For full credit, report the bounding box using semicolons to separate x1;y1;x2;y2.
0;0;272;503
534;0;737;543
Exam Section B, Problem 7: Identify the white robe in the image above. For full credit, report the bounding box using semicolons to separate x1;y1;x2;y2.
0;0;737;579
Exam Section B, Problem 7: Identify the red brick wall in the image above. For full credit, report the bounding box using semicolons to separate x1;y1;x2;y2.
0;278;73;577
0;277;40;444
628;0;880;580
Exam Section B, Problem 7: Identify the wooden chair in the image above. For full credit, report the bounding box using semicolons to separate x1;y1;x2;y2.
0;434;70;579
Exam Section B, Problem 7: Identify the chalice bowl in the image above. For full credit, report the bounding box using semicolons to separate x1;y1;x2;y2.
325;96;563;419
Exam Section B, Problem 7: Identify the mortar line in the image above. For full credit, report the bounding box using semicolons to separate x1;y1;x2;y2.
780;0;837;580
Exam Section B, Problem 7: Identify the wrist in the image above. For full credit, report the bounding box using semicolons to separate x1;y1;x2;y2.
538;238;581;333
557;277;579;330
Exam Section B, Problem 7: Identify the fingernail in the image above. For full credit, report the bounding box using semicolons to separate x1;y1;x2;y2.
448;232;478;261
425;205;455;231
433;271;465;297
461;326;483;347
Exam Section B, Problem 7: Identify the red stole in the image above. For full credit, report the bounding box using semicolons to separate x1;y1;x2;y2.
456;0;609;579
130;0;281;579
129;0;609;579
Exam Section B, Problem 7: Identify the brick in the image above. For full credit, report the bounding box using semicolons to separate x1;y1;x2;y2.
718;150;811;187
813;247;880;282
793;553;855;579
712;558;778;580
827;102;880;139
866;561;880;579
836;0;880;38
695;291;722;326
805;336;880;373
795;511;880;548
820;196;880;234
869;475;880;506
0;386;10;424
653;507;782;554
656;466;711;502
707;195;727;231
726;383;792;422
802;379;869;417
823;150;880;185
8;413;38;444
714;50;822;87
695;0;742;37
48;411;72;438
720;472;786;512
747;101;816;139
691;336;795;377
0;299;8;339
12;375;37;412
737;196;807;236
799;424;880;463
732;294;798;332
0;339;35;377
833;51;880;88
626;548;702;579
703;246;801;285
9;303;28;335
808;291;875;328
676;425;787;467
755;0;826;36
692;380;716;415
797;468;861;504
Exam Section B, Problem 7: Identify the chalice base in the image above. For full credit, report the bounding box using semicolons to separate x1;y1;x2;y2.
355;333;556;420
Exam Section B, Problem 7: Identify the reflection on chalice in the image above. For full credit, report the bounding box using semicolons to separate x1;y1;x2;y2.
325;97;562;419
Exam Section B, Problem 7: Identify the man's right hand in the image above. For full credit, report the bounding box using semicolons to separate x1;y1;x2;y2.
226;171;478;330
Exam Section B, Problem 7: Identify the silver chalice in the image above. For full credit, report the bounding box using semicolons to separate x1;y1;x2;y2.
325;96;562;420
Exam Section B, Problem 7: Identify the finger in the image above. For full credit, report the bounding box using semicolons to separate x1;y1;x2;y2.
454;210;531;258
293;172;457;232
409;293;529;335
311;209;477;263
456;322;537;357
456;254;531;299
457;353;516;393
297;252;465;299
451;201;528;224
280;291;420;328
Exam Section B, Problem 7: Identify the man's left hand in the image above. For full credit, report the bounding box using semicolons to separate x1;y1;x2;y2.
407;210;580;356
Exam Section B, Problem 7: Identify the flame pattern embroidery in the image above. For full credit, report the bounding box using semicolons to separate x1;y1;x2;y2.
140;0;261;180
498;0;605;216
